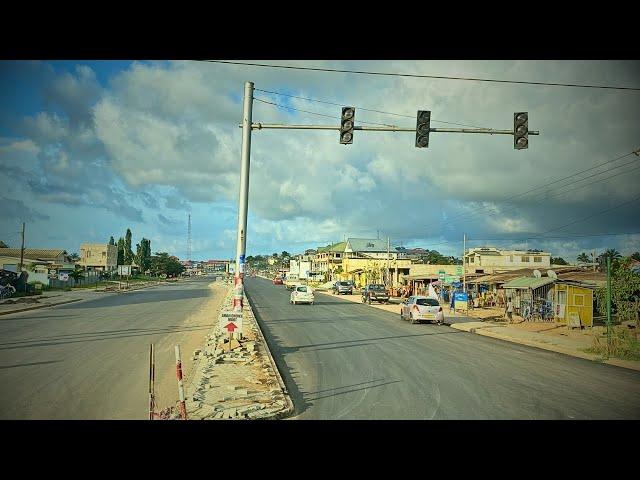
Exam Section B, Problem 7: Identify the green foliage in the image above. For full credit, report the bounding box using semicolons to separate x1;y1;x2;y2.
150;252;185;277
135;238;152;272
631;252;640;261
577;252;591;263
69;267;84;282
551;257;568;265
595;257;640;325
124;229;134;265
108;236;115;246
420;250;461;265
586;328;640;361
117;237;125;265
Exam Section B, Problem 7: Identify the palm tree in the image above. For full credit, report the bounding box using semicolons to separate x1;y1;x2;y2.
598;248;622;269
577;252;591;263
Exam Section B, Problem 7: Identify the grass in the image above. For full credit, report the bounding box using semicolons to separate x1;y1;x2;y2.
585;327;640;361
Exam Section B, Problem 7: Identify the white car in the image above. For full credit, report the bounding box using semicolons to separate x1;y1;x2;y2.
400;296;441;324
290;285;314;305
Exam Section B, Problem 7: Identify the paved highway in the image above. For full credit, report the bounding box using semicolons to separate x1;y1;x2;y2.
245;277;640;419
0;277;219;419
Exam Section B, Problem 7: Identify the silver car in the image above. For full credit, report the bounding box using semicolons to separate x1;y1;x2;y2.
400;296;441;324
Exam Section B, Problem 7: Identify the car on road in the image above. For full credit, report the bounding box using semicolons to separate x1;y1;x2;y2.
400;296;441;324
362;284;389;304
273;277;283;285
332;281;354;295
290;284;314;305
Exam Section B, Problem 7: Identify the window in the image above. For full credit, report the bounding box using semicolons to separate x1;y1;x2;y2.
416;298;440;306
574;294;584;306
509;255;513;262
521;256;529;262
534;257;542;263
336;253;341;258
470;257;474;263
557;291;567;304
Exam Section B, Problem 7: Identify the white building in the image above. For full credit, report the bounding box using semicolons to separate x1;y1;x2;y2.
464;247;551;274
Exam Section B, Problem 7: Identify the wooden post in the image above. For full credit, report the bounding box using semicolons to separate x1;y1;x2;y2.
148;344;155;420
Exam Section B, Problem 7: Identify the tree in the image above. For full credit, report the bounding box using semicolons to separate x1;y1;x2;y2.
108;236;115;246
69;252;80;261
631;252;640;261
577;252;591;263
551;257;568;265
150;252;185;277
598;249;622;270
281;251;290;258
594;258;640;326
272;253;279;258
117;237;125;265
135;238;151;272
69;267;84;283
124;229;134;265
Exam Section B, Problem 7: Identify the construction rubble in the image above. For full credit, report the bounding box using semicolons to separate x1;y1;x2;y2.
179;288;293;420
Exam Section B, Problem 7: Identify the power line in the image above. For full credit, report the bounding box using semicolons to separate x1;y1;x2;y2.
450;159;640;229
253;97;401;127
446;149;639;224
201;60;640;92
254;88;494;129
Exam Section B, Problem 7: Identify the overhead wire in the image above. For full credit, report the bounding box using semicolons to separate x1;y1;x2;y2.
201;60;640;92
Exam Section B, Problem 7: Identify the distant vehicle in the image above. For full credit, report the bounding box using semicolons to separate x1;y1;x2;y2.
332;281;353;295
290;284;314;305
284;275;299;290
362;284;389;304
273;277;283;285
400;296;441;324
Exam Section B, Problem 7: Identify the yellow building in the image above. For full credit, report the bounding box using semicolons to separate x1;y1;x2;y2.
553;281;596;328
341;256;412;288
79;243;117;272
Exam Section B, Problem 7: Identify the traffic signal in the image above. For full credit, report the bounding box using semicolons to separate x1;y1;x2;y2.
514;112;528;150
415;110;431;148
340;107;355;144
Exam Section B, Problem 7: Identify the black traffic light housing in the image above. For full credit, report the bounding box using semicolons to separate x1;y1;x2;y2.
416;110;431;148
514;112;528;149
340;107;355;144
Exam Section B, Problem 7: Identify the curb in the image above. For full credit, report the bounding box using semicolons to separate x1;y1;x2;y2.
0;298;83;316
450;322;640;373
243;289;295;420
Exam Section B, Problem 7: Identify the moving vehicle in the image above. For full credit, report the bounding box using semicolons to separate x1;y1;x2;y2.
400;296;441;324
284;275;299;290
362;284;389;304
332;281;353;295
273;277;283;285
290;284;314;305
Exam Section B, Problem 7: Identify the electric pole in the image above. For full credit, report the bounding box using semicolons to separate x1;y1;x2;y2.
233;81;254;314
463;233;466;294
19;222;25;274
606;256;612;355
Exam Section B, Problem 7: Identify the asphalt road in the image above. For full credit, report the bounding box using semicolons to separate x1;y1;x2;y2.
0;277;217;419
245;277;640;419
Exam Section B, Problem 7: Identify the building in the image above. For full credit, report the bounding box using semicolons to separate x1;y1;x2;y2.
313;242;347;279
464;247;551;274
78;243;117;272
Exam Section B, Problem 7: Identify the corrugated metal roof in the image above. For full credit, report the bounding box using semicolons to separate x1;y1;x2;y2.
345;238;391;253
503;276;555;289
0;248;67;260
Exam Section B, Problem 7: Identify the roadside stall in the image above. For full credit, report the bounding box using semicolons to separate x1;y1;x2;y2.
553;280;596;328
503;276;555;321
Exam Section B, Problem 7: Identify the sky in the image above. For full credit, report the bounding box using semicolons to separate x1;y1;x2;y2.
0;60;639;262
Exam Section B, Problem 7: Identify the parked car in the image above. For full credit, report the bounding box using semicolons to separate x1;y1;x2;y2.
400;296;441;324
272;277;283;285
332;281;353;295
290;285;314;305
362;284;389;304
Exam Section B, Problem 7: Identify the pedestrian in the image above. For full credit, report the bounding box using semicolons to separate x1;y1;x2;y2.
506;298;514;323
435;306;445;325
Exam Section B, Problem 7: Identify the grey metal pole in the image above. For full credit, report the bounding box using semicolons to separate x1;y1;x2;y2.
233;81;254;316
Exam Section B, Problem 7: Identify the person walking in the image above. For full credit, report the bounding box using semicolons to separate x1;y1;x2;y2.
506;297;514;323
435;306;445;325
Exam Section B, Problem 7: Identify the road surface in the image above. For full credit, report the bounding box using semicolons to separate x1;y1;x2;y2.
244;277;640;419
0;277;221;419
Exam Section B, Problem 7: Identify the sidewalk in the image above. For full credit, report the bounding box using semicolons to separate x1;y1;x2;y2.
449;320;640;372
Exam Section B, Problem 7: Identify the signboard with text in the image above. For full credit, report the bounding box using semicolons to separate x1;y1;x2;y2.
219;310;243;332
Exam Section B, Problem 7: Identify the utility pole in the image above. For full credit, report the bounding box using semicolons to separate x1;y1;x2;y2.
233;81;254;314
387;236;390;288
606;256;612;355
19;222;25;293
593;249;596;272
463;233;466;294
19;222;25;274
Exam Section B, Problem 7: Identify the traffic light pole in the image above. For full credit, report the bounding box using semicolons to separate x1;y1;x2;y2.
240;123;540;136
233;81;254;316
